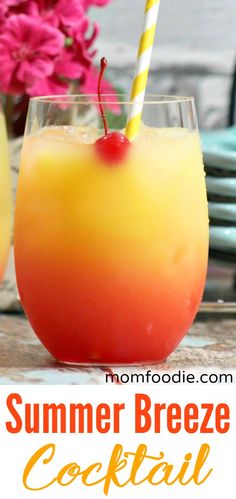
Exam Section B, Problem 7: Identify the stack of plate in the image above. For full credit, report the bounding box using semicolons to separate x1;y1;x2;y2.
201;126;236;264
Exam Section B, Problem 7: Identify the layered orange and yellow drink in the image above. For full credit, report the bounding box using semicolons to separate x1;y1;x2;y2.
15;113;208;364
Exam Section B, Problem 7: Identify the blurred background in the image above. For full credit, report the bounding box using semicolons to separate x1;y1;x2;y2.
91;0;236;129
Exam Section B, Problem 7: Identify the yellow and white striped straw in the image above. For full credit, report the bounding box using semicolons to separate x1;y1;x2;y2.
125;0;160;141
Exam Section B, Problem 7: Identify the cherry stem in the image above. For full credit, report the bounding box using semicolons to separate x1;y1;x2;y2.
98;57;108;136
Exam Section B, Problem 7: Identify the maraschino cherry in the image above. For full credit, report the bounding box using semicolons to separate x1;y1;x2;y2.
95;57;130;165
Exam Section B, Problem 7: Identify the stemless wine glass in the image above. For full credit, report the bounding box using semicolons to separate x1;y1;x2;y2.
14;95;209;365
0;101;12;281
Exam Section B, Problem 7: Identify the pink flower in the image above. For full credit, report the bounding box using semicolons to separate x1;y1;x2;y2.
29;0;85;29
79;17;99;57
0;4;7;25
0;0;27;8
5;0;27;5
80;65;120;114
54;18;99;80
28;74;69;96
0;0;29;19
0;14;64;95
0;0;118;139
54;47;84;80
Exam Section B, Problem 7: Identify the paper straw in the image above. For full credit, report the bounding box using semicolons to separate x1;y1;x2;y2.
125;0;160;140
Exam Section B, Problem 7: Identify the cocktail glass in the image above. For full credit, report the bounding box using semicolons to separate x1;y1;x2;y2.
14;95;209;365
0;102;12;281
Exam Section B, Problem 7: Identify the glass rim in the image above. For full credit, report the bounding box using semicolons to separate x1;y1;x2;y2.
29;94;195;106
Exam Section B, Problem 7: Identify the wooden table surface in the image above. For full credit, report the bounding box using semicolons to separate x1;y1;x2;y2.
0;312;235;384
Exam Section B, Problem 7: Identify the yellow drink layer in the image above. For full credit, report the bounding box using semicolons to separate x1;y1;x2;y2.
0;113;11;278
17;125;208;272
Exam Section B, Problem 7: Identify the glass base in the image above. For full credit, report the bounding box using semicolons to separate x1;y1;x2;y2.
56;358;167;367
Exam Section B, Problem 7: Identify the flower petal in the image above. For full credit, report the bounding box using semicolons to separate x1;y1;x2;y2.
28;73;69;96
